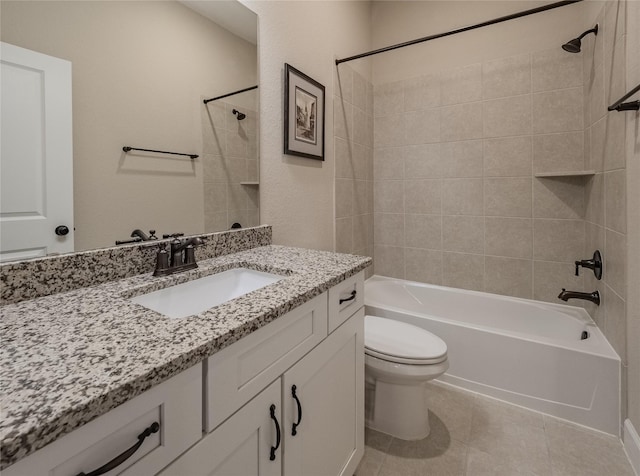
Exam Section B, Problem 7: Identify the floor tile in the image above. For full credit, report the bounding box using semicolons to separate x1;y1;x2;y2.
427;381;476;444
468;416;550;474
472;394;545;429
544;416;635;476
355;446;386;476
465;395;551;473
365;427;394;452
379;433;468;476
362;383;634;476
465;447;544;476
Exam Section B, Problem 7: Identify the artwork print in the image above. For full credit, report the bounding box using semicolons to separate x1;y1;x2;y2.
295;87;317;145
284;63;325;160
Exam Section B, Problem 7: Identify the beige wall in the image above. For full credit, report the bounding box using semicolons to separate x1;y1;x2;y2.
370;1;589;299
202;96;259;232
372;46;589;300
582;0;639;438
371;1;586;85
334;64;374;274
369;0;638;437
583;0;629;431
244;0;371;251
1;1;257;251
624;0;640;437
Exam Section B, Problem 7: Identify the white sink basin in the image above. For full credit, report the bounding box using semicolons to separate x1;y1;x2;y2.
131;268;284;319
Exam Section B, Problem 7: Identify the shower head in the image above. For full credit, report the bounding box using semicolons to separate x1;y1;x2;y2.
232;109;246;120
562;38;582;53
562;24;598;53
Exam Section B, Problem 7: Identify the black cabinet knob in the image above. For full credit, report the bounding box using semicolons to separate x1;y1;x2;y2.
55;225;70;236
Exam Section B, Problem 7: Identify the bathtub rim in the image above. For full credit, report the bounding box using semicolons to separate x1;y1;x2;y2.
365;274;619;361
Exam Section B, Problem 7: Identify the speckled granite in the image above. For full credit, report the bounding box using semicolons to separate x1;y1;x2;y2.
0;226;272;305
0;245;372;469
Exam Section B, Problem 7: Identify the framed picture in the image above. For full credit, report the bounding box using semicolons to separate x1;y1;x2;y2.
284;63;325;160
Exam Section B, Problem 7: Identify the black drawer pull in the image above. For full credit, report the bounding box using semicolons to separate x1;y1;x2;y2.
291;385;303;436
339;290;357;305
76;421;160;476
269;404;281;461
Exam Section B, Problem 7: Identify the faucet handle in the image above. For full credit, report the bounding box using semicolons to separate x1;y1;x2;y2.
574;261;580;276
163;232;184;239
184;244;196;265
170;239;184;268
153;244;169;276
148;230;158;240
574;250;603;280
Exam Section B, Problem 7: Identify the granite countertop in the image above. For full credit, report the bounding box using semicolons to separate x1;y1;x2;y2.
0;245;372;469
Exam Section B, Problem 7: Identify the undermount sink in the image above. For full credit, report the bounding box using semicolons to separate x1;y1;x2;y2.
130;268;284;319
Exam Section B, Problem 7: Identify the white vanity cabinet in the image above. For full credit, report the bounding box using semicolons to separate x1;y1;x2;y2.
162;271;365;476
3;363;202;476
3;271;365;476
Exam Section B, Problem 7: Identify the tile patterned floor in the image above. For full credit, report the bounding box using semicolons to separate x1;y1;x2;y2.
356;381;635;476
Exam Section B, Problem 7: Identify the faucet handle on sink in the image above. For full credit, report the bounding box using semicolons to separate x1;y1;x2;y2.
153;243;170;276
184;244;196;265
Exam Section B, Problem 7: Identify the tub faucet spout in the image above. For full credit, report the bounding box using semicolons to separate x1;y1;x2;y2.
557;288;600;306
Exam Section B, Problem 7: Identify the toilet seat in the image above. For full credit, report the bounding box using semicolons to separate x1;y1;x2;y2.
365;315;447;365
365;347;447;365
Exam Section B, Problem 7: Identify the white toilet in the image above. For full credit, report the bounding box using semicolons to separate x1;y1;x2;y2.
364;315;449;440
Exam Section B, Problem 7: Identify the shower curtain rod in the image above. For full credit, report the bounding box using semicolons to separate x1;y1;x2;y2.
335;0;582;65
203;85;258;105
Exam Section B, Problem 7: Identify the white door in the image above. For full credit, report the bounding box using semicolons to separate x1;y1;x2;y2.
283;310;365;476
0;42;73;261
159;379;282;476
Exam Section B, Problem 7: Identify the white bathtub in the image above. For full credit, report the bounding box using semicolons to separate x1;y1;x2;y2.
365;275;621;436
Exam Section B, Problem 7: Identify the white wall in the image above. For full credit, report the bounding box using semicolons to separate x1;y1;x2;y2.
243;0;371;250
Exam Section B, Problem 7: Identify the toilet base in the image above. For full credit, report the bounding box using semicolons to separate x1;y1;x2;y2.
365;379;430;440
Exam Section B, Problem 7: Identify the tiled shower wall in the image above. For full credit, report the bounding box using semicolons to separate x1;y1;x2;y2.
582;0;630;427
372;47;589;301
202;99;259;232
624;0;640;439
334;65;374;273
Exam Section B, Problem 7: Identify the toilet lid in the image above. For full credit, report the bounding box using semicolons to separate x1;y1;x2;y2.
364;315;447;365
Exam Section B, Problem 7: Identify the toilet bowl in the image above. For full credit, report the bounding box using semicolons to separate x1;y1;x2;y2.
364;315;449;440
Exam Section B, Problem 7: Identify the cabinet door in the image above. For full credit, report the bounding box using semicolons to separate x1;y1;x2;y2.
205;293;328;432
159;379;282;476
283;309;364;476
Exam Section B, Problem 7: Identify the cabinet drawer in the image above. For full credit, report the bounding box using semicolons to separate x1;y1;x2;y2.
4;364;202;476
205;293;327;432
328;271;364;333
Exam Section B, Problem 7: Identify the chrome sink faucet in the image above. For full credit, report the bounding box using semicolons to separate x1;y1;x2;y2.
557;288;600;306
154;236;204;277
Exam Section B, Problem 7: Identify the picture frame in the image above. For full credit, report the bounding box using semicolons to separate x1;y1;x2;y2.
284;63;325;161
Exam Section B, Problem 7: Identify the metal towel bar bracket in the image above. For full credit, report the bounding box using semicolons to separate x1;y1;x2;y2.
608;83;640;112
